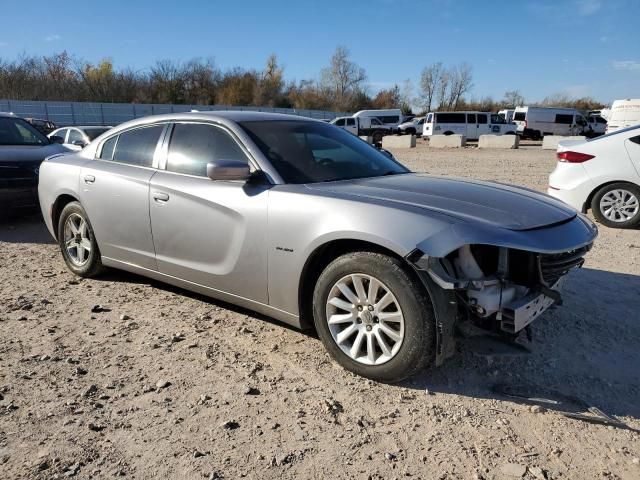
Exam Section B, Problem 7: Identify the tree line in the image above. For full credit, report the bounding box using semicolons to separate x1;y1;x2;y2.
0;47;606;114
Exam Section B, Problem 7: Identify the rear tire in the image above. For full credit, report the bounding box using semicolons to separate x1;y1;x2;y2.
312;252;436;383
372;130;384;144
57;201;104;277
591;183;640;229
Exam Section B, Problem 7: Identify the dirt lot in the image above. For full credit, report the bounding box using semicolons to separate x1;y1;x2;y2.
1;142;639;480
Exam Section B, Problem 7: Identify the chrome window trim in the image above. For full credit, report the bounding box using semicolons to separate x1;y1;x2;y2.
94;122;169;169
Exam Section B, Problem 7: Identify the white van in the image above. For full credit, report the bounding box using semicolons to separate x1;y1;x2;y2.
498;109;515;123
422;111;517;140
512;107;589;139
353;109;403;130
606;99;640;134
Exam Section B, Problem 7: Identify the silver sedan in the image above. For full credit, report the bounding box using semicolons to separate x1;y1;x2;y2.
38;112;597;381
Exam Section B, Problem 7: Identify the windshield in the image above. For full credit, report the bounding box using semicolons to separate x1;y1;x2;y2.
0;117;50;146
239;120;409;184
84;128;110;141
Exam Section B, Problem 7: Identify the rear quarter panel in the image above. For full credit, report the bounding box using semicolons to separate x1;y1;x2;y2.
38;153;89;239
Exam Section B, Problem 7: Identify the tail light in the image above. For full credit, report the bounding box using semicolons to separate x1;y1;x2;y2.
524;120;527;129
557;151;595;163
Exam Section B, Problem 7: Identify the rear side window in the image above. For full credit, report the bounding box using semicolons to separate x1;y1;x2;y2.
380;116;400;124
54;129;68;141
514;112;526;121
436;113;466;124
477;114;488;124
68;129;84;144
555;114;574;124
112;125;164;167
346;118;355;126
334;119;345;126
166;123;248;177
99;136;117;160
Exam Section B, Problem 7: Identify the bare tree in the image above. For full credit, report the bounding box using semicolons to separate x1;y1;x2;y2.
419;62;443;113
502;90;525;108
320;46;367;111
447;63;473;110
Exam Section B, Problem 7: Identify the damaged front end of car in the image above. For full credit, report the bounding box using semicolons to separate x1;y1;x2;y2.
407;215;597;365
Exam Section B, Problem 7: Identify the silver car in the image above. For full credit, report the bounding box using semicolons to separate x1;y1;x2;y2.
38;112;597;381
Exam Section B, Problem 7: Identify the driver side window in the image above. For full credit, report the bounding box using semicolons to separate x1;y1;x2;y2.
166;123;249;177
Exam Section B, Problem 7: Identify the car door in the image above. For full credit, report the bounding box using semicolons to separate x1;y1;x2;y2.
149;122;270;303
466;113;477;139
476;113;490;136
79;124;166;270
625;135;640;178
345;117;358;135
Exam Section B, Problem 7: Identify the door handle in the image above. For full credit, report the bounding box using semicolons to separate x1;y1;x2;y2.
152;191;170;203
84;175;95;184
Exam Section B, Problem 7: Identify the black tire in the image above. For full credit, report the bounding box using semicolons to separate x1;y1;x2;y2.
591;182;640;229
57;201;104;277
312;252;436;383
505;131;516;135
406;128;416;135
443;131;454;136
372;130;384;144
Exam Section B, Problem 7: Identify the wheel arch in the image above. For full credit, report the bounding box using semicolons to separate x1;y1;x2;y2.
51;193;80;240
297;238;419;330
585;179;640;213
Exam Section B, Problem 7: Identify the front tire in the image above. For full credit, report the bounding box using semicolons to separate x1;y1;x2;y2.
57;201;104;277
313;252;436;382
591;183;640;228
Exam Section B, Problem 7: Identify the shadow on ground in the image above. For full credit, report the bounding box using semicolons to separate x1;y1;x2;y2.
0;210;54;244
3;216;639;422
405;267;640;421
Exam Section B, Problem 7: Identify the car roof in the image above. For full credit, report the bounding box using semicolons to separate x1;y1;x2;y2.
65;125;113;130
105;111;320;134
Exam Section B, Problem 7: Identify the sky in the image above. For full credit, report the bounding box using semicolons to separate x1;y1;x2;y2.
0;0;638;104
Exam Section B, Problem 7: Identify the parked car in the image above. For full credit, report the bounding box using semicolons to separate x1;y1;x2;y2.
48;126;113;151
38;112;597;381
513;107;590;139
422;111;517;140
24;118;57;135
548;124;640;228
586;115;607;137
397;117;424;135
330;116;392;143
605;99;640;134
0;113;69;209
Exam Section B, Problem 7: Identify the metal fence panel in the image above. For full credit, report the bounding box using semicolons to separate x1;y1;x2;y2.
0;99;349;126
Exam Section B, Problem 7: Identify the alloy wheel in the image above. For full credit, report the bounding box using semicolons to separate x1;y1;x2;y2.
325;273;405;365
599;189;640;223
63;213;92;266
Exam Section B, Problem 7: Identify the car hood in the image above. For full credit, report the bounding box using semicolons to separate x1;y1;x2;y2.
0;144;69;164
306;173;577;231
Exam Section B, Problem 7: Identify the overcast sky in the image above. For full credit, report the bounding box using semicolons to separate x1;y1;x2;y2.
1;0;638;104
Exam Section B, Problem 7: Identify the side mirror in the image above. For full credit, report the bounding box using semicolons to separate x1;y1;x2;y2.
206;159;251;181
50;135;64;144
71;140;87;148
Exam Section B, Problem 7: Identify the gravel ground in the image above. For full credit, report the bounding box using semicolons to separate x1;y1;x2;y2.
1;142;639;480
